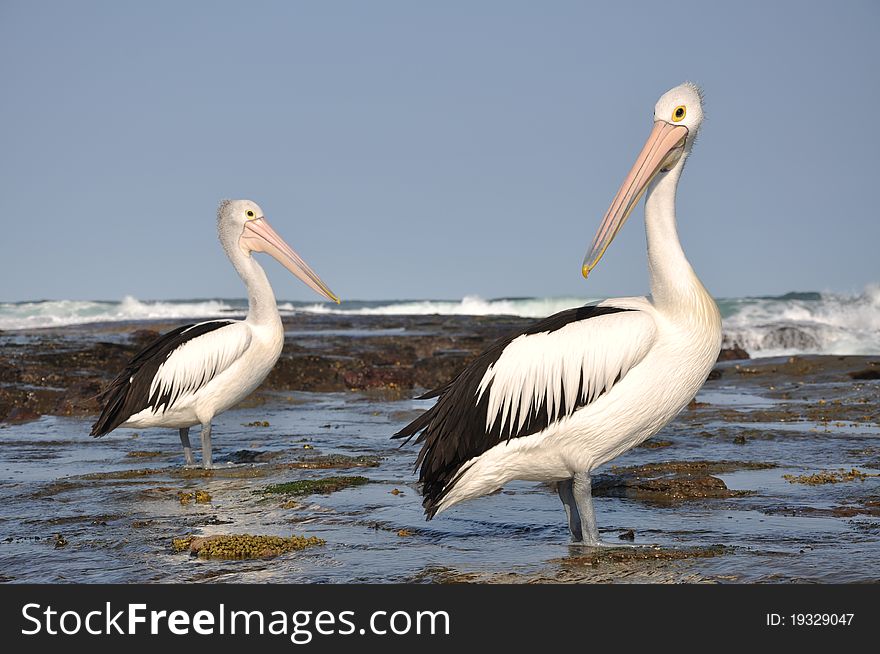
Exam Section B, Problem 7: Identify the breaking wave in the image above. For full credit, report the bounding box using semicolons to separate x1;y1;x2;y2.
3;286;878;356
718;285;880;357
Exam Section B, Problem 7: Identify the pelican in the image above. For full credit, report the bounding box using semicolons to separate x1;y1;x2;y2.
395;83;721;545
91;199;339;468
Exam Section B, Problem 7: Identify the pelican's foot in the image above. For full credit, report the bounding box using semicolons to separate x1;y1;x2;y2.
569;537;645;549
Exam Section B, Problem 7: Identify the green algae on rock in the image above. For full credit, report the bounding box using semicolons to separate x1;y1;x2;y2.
172;533;325;559
178;490;213;505
260;476;369;496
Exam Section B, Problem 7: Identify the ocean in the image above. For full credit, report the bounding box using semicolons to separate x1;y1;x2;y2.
1;285;879;358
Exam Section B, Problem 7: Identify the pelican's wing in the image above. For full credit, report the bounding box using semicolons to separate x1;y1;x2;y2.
394;302;657;516
91;320;251;435
147;321;252;411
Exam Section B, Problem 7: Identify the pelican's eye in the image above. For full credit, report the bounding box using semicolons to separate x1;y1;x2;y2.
672;105;686;122
245;210;256;219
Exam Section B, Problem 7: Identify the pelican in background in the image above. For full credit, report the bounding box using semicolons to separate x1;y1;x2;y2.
395;83;721;545
91;199;339;468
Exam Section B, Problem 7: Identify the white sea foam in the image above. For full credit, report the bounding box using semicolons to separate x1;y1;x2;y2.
0;296;241;330
3;287;879;356
296;295;595;318
720;284;880;357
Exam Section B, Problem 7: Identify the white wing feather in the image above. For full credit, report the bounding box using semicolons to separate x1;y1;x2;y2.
148;322;252;407
477;309;657;435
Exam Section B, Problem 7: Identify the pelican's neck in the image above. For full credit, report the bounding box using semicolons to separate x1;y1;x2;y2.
644;160;709;311
227;245;282;327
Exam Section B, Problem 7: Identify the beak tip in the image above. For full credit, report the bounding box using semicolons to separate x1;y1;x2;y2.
581;264;591;279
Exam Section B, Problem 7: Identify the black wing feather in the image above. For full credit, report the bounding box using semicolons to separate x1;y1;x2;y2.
393;305;631;518
90;320;236;437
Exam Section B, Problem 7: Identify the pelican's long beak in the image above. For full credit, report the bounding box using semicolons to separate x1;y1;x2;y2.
241;217;340;303
582;120;688;278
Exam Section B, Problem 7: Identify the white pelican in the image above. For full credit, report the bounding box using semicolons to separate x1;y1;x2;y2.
395;83;721;545
91;199;339;468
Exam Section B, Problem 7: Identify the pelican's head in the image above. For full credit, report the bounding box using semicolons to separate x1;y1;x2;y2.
217;199;340;303
582;82;704;278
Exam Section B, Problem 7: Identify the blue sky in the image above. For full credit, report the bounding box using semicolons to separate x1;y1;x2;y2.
1;1;878;303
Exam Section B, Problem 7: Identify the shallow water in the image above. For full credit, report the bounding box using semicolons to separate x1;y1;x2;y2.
1;357;879;584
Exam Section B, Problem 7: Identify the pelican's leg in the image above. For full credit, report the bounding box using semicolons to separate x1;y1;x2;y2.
575;471;638;548
570;473;643;548
571;472;602;545
557;478;584;542
200;422;213;469
179;427;195;466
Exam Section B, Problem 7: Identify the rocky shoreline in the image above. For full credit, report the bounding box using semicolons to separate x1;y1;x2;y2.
0;313;764;425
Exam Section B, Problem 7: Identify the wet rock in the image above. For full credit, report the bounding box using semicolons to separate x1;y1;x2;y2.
228;449;282;463
342;364;413;391
283;454;381;470
413;352;472;391
592;472;742;502
762;326;820;351
618;530;635;541
849;369;880;380
125;450;165;459
764;500;880;518
79;468;164;480
0;361;20;383
731;356;824;380
4;407;41;423
782;469;878;485
267;354;346;392
559;545;727;567
611;460;777;476
129;329;161;346
170;466;267;480
638;439;673;449
199;515;234;526
592;460;774;503
406;567;483;584
707;368;723;381
717;346;750;361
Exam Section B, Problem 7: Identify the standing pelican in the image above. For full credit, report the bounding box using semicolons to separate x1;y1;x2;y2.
395;83;721;545
91;199;339;468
